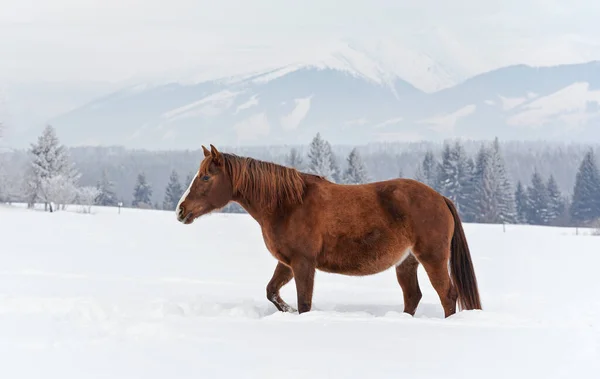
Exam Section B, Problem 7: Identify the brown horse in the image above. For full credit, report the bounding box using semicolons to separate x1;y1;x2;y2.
176;144;482;317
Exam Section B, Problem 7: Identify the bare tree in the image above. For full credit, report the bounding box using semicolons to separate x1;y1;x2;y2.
76;186;101;214
40;174;78;212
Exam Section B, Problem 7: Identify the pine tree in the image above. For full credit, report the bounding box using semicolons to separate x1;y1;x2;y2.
132;172;153;208
414;150;438;190
185;172;194;188
436;143;453;195
95;169;118;206
163;170;184;210
325;141;341;183
307;133;334;180
570;149;600;225
526;170;550;225
437;141;469;213
343;147;369;184
471;139;515;224
459;157;478;222
546;175;563;225
554;195;572;227
471;144;496;223
490;138;516;223
285;148;304;170
25;124;80;211
514;181;529;224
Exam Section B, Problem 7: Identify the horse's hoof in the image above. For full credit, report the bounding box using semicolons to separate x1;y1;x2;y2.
281;305;297;313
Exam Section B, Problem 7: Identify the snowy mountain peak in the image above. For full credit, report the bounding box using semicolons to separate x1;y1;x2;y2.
135;39;461;94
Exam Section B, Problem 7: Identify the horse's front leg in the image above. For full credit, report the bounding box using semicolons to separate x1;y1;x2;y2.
290;257;316;314
266;262;296;313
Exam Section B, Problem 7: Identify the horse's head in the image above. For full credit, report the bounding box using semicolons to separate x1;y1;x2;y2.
176;144;233;224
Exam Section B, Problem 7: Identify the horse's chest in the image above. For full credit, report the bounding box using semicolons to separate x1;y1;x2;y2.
261;229;289;264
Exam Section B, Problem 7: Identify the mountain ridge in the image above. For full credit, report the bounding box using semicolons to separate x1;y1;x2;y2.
3;37;591;151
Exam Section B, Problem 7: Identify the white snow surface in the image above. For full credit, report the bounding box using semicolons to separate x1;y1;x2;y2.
1;204;599;378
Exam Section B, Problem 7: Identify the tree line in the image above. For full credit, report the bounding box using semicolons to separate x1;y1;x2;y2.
93;132;372;213
3;125;600;227
413;138;600;227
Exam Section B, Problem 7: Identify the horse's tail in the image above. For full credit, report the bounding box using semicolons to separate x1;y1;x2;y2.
443;197;482;311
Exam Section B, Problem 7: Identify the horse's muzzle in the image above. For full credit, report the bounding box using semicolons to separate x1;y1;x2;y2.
176;207;187;223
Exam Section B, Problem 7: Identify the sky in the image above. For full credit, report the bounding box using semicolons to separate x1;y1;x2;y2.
2;0;600;84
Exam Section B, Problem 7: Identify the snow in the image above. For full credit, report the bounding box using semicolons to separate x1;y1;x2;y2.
1;204;599;378
162;90;242;121
499;95;528;110
234;94;260;114
418;104;477;133
233;113;270;143
280;96;312;130
507;82;600;130
349;37;462;93
139;39;460;95
374;116;404;128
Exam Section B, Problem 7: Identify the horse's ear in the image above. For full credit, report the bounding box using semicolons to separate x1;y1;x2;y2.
210;144;223;166
202;145;211;157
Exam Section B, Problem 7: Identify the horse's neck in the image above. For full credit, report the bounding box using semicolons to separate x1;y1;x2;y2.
228;162;305;224
231;195;266;225
230;174;265;223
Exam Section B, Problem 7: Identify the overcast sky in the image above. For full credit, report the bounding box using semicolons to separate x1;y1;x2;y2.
2;0;600;83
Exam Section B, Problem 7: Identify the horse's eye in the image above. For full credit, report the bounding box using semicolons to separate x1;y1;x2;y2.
202;175;210;181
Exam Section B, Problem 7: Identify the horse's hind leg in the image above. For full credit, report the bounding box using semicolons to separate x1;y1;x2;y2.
414;246;458;318
266;262;296;313
395;254;422;316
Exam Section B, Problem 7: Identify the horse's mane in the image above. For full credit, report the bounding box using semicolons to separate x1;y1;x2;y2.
222;153;306;211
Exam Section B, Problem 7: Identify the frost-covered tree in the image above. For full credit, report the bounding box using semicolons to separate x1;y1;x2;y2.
459;157;478;222
471;139;515;224
471;144;496;223
343;147;369;184
76;186;101;214
437;141;470;213
95;169;118;206
0;154;10;202
526;170;550;225
546;175;564;225
414;150;438;190
285;148;304;170
307;133;335;181
184;172;194;188
490;138;516;223
132;172;153;208
25;125;80;210
163;170;183;210
514;181;529;224
0;114;6;201
325;141;341;183
570;149;600;225
40;174;78;212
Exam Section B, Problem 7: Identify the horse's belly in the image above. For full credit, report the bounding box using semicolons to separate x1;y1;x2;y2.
316;247;410;276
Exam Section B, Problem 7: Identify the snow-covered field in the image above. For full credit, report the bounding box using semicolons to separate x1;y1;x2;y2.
1;204;599;378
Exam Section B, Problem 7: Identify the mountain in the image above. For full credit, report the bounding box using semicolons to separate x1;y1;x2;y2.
0;80;120;149
48;43;600;150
